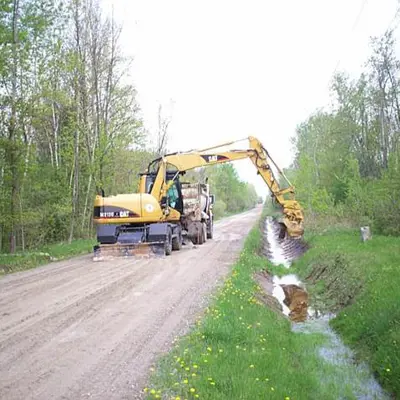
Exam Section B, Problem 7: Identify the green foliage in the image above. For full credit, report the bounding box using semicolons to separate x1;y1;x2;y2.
212;200;227;220
0;0;146;252
290;29;400;235
293;229;400;396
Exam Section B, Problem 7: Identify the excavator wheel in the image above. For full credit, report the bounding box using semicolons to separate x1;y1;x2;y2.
165;227;173;256
172;228;183;251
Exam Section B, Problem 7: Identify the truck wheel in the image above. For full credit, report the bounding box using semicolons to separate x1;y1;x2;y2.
195;222;205;245
172;228;182;251
165;227;173;256
201;222;207;244
207;218;213;239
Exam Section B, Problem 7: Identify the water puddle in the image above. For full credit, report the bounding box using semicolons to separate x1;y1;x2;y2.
259;217;390;400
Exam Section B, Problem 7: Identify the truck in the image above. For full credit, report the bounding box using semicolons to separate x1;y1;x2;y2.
180;182;214;245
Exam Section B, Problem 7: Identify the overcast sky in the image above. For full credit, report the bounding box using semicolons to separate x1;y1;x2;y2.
101;0;399;197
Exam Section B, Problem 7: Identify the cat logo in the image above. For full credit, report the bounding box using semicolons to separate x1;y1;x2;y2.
201;154;228;163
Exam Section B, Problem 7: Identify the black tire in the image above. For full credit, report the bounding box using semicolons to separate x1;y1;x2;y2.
165;227;173;256
207;218;213;239
196;222;205;245
172;228;182;251
201;222;207;244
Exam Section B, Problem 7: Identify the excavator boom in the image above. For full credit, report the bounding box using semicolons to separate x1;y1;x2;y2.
143;136;304;238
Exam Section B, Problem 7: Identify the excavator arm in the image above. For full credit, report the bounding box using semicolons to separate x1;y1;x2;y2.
142;136;304;238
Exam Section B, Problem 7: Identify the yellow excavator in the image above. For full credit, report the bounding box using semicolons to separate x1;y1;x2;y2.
92;136;304;260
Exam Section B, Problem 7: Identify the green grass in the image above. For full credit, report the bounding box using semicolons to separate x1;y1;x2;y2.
0;238;95;276
144;225;364;400
292;229;400;397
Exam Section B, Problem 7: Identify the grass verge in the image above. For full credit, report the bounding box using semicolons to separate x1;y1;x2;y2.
0;239;95;276
144;223;361;400
292;229;400;397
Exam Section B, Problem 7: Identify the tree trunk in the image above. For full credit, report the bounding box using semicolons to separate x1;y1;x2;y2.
81;173;92;232
69;125;79;243
9;0;20;254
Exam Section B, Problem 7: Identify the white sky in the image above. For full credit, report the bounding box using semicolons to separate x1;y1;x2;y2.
101;0;399;197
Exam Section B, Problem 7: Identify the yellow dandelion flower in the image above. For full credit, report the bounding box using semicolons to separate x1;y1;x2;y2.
183;379;188;384
207;347;212;352
150;389;156;394
210;382;216;386
185;367;190;371
192;373;197;377
285;397;290;400
175;397;181;400
190;388;196;393
270;387;275;391
143;388;148;393
193;364;198;369
219;349;223;353
249;364;254;368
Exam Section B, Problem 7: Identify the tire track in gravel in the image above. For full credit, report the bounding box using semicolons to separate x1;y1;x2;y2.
0;206;262;400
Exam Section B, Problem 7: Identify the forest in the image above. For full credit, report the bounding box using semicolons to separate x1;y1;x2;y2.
288;29;400;236
0;0;258;253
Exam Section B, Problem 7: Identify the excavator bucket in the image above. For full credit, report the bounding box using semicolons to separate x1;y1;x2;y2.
93;241;166;262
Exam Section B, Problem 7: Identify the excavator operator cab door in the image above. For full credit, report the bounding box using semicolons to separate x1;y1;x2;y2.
165;172;184;214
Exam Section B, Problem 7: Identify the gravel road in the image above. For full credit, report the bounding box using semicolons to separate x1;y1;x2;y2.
0;207;261;400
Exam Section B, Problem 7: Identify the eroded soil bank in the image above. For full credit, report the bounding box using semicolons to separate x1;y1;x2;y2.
257;216;391;400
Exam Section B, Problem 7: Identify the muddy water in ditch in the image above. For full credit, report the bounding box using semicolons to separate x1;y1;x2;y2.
262;217;390;400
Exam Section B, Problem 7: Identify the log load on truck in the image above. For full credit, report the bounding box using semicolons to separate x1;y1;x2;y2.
92;136;304;260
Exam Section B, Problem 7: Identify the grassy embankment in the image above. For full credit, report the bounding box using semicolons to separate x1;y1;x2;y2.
144;219;365;400
0;239;95;276
291;227;400;397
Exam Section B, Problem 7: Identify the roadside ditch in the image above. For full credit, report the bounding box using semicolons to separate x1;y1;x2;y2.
256;216;390;400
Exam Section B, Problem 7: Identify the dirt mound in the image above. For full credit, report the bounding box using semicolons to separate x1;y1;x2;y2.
280;284;309;322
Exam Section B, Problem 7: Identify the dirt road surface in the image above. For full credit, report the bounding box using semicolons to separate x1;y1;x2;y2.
0;207;261;400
